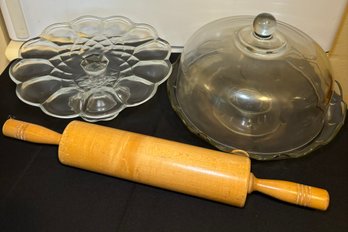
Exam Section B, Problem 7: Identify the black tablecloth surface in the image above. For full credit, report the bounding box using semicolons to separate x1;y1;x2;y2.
0;56;347;232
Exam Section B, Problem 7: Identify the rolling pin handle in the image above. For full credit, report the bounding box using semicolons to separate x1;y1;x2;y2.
248;173;329;211
2;118;61;145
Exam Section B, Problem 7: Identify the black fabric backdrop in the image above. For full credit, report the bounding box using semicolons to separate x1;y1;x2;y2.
0;56;347;232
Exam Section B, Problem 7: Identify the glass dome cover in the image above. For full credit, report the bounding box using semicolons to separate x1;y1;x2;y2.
168;13;346;160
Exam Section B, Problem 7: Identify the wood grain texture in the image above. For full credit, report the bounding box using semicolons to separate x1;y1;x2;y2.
330;5;348;103
58;120;251;207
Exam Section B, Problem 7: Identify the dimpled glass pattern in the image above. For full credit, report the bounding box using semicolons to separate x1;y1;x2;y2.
9;16;172;121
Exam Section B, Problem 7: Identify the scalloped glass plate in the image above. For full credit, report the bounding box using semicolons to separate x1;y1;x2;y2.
9;15;172;122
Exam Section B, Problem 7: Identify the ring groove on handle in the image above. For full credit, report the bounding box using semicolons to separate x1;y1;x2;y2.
249;173;329;211
2;119;61;145
15;122;29;140
296;184;311;207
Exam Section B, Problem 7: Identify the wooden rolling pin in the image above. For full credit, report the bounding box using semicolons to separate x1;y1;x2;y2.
2;118;329;210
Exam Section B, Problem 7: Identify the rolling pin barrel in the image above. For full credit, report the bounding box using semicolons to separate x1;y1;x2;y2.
58;120;251;207
2;119;329;210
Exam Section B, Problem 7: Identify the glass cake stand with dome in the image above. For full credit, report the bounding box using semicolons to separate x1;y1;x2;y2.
168;13;346;160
